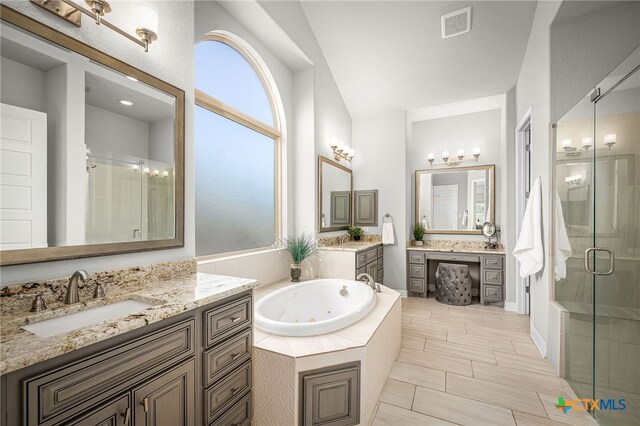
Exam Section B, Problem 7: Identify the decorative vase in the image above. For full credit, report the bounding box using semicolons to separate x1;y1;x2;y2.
353;235;361;241
290;263;302;282
414;240;424;246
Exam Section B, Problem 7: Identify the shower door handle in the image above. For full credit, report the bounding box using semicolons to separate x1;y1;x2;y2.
584;247;615;276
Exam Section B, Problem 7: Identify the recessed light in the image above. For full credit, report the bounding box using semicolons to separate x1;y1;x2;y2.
119;99;134;106
126;76;138;82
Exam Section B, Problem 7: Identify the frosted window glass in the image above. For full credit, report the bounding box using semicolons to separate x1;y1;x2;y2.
195;106;275;255
195;41;274;126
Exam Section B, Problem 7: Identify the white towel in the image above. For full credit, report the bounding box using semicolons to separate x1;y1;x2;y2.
513;177;544;278
554;190;572;281
382;222;395;245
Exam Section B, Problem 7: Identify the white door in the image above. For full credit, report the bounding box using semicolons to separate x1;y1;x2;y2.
0;103;47;249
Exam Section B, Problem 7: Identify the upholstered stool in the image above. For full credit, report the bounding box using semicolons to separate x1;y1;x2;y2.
435;263;472;306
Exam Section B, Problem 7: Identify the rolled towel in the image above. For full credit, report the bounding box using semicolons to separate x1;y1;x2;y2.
382;222;395;245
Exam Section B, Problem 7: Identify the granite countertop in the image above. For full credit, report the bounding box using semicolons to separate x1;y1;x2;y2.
318;241;382;253
406;240;506;255
252;279;400;358
0;272;257;375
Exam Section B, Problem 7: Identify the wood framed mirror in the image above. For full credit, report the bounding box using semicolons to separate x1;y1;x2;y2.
0;6;185;265
415;164;495;235
318;156;353;232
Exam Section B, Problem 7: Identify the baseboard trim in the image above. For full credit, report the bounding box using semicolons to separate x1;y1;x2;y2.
530;324;547;357
398;290;408;298
504;302;517;312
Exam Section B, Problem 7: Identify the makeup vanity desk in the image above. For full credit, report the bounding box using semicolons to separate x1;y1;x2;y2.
406;241;506;306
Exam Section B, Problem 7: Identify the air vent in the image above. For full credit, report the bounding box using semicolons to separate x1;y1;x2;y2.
441;7;472;39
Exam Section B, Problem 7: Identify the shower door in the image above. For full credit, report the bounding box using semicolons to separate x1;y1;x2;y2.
591;54;639;426
555;47;639;426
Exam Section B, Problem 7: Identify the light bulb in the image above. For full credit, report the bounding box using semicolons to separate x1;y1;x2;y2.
562;139;573;149
143;167;150;174
442;150;450;160
457;149;465;158
581;137;593;148
472;147;481;155
427;152;435;160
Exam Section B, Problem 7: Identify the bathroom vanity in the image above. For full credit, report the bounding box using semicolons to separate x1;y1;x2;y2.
406;241;505;305
317;240;384;284
0;268;257;426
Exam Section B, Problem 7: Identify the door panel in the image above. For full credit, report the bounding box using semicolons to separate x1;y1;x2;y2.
0;103;47;249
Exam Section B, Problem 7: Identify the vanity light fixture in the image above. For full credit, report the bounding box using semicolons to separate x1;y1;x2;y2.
604;134;616;150
30;0;159;52
562;137;595;157
329;138;354;162
427;147;480;166
565;174;583;185
119;99;133;106
581;137;593;150
143;167;150;174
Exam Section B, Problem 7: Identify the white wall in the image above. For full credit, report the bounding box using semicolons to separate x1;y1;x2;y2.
409;109;502;234
149;118;174;165
1;0;195;285
86;105;150;160
352;111;407;291
0;58;47;112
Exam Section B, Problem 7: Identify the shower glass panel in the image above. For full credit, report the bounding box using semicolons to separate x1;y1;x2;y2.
555;47;639;425
593;57;639;426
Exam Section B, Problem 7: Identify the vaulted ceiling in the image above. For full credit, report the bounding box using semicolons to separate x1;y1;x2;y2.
301;1;538;119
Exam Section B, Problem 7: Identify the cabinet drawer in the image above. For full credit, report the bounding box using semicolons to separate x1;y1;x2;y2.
377;246;383;258
409;264;425;278
205;296;252;347
409;252;424;264
428;253;480;262
483;285;503;301
484;269;503;285
205;361;252;425
204;329;252;388
409;279;426;293
483;256;503;269
25;319;195;426
356;252;366;268
366;248;377;263
210;392;251;426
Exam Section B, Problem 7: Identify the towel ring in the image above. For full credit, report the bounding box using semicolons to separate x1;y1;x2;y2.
382;213;393;223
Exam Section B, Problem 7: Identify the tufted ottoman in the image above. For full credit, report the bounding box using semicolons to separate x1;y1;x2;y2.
435;263;472;306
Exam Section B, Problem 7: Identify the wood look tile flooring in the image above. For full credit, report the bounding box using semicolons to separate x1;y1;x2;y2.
371;297;597;426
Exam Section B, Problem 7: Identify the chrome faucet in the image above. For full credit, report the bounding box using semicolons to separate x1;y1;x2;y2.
357;273;381;293
339;234;349;248
65;270;90;304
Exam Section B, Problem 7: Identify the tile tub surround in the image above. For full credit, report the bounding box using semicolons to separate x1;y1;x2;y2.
252;279;401;425
408;239;505;255
0;270;257;375
370;297;598;426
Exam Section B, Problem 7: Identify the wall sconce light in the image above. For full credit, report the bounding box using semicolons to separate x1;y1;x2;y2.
30;0;159;52
427;147;480;166
329;137;354;162
561;139;574;152
565;174;583;185
581;137;593;150
604;134;616;150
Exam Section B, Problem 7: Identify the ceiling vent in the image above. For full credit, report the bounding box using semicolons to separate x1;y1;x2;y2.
441;7;472;39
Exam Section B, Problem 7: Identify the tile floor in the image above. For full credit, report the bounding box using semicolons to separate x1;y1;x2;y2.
371;297;598;426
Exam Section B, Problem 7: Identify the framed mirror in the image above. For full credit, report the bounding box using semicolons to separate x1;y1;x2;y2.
0;6;185;265
415;164;495;234
318;156;352;232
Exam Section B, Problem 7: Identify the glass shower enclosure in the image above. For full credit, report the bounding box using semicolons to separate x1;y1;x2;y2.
554;48;639;425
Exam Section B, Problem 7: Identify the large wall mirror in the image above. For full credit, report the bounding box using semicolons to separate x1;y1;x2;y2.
318;156;352;232
0;7;185;265
415;164;495;234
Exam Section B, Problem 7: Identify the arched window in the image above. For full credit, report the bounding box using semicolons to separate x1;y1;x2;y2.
195;33;282;256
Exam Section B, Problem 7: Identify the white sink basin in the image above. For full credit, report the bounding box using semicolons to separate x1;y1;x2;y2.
22;299;156;338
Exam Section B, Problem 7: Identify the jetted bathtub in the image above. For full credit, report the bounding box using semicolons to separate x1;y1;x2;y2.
255;279;377;336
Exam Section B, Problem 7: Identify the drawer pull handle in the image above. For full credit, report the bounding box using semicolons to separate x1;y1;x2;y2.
231;352;241;360
231;387;241;395
141;397;149;412
229;316;241;323
122;407;131;424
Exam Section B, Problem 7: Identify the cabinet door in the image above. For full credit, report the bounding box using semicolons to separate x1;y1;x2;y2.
366;260;377;283
134;359;194;426
69;394;131;426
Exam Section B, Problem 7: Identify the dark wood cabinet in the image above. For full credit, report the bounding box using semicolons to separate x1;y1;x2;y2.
133;359;195;426
1;291;253;426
